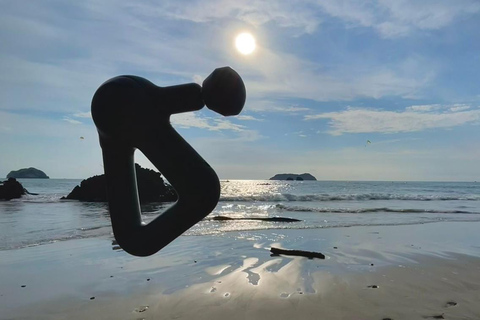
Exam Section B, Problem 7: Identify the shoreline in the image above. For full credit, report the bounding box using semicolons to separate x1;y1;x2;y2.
1;221;480;319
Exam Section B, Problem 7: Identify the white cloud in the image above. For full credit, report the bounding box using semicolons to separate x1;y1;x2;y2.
235;115;263;121
170;113;264;142
306;105;480;135
406;104;473;113
63;117;82;125
0;0;444;118
130;0;320;35
72;2;455;105
127;0;479;39
171;113;245;132
406;104;441;112
210;118;245;132
367;137;420;146
315;0;480;38
106;0;480;41
449;104;471;112
247;100;311;113
243;48;434;103
73;112;92;118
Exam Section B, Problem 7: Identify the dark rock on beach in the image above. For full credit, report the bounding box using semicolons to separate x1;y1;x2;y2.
7;167;49;179
0;178;27;200
63;164;177;203
269;173;317;181
445;301;457;308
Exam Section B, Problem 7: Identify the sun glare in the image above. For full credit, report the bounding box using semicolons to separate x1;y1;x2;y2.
235;33;256;55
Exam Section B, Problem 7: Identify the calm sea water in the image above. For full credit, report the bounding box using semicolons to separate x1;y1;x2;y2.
1;179;479;251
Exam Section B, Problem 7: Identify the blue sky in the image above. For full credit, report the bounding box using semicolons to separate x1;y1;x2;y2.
1;0;479;181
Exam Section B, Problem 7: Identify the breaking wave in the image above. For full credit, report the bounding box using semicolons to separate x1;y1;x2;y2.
275;204;479;215
220;193;480;202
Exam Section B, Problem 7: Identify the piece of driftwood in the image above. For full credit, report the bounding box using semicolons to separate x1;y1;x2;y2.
212;216;301;222
270;247;325;259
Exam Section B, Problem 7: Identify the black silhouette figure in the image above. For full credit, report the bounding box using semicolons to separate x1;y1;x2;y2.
91;67;246;256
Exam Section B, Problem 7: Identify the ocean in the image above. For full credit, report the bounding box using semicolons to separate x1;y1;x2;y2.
1;179;480;252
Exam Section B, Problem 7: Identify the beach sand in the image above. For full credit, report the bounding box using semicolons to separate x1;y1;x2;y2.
1;221;480;320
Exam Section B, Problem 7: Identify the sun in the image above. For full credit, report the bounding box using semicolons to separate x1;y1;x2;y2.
235;32;256;55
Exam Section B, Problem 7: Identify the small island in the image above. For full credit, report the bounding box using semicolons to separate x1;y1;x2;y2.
7;167;49;179
269;173;317;181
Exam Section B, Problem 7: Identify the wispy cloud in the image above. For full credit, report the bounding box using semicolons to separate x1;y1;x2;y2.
170;113;264;142
0;0;445;118
171;113;245;132
316;0;480;38
130;0;320;35
366;137;421;146
449;104;471;112
235;115;263;121
406;104;441;112
306;105;480;135
285;130;310;138
1;1;479;180
247;100;310;113
63;117;82;125
73;112;92;118
245;48;435;102
128;0;480;39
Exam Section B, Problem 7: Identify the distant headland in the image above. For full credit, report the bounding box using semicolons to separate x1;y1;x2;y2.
7;167;49;179
269;173;317;181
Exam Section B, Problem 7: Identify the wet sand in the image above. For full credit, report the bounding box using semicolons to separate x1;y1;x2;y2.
1;221;480;320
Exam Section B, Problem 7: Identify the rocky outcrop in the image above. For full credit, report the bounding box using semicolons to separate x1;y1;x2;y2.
63;164;177;203
7;167;49;179
269;173;317;181
0;178;26;200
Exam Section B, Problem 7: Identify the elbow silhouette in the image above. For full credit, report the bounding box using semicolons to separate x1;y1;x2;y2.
91;67;246;256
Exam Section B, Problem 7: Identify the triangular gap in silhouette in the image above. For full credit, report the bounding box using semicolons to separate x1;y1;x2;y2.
134;149;178;220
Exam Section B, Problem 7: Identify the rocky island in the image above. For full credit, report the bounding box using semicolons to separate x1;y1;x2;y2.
269;173;317;181
0;178;31;200
7;167;49;179
63;164;177;203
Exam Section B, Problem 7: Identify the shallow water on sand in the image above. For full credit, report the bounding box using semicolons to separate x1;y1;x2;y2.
2;222;480;320
1;179;480;250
